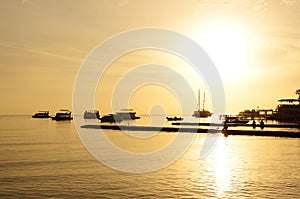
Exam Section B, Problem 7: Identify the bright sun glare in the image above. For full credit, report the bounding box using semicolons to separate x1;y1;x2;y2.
196;21;251;82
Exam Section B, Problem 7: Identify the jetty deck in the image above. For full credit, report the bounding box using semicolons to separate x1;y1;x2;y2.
81;124;300;138
171;122;300;128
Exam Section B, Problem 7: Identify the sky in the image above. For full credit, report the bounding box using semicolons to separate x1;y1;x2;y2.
0;0;299;115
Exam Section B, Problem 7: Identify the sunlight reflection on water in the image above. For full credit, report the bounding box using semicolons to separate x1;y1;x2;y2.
0;116;299;198
211;138;231;197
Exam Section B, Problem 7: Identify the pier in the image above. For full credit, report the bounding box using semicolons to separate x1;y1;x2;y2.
171;122;300;129
81;124;300;138
237;109;276;120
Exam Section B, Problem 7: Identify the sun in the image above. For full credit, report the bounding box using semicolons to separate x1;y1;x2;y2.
196;21;251;82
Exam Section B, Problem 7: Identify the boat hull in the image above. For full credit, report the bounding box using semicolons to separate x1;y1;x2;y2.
166;117;183;121
51;116;73;121
192;110;212;118
100;114;122;123
275;104;300;122
227;120;249;124
32;115;50;118
51;110;73;121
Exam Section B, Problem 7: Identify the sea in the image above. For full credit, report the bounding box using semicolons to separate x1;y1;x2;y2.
0;115;299;198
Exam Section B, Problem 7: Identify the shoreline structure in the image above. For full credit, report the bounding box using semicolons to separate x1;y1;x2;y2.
81;124;300;138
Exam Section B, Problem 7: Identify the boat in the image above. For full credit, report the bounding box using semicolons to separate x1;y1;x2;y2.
221;115;249;124
193;110;212;118
83;110;100;119
51;109;73;121
32;111;50;118
273;89;300;121
238;109;260;120
115;109;141;120
166;116;183;121
237;89;300;122
238;109;276;120
226;117;249;124
192;90;212;118
100;114;122;123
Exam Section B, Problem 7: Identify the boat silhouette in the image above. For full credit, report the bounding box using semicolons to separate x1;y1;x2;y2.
115;109;141;120
32;111;50;118
192;89;212;118
274;89;300;121
51;109;73;121
166;116;183;121
100;114;122;123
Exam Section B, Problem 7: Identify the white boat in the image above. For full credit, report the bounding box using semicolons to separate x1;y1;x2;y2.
83;110;100;119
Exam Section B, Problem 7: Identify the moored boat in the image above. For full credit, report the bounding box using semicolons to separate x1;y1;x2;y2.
115;109;141;120
192;90;212;118
193;110;212;118
220;115;249;124
166;116;183;121
51;109;73;121
274;89;300;122
100;114;122;123
32;111;50;118
83;110;100;119
237;89;300;122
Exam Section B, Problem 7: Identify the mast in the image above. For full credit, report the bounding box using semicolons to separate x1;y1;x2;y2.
296;89;300;105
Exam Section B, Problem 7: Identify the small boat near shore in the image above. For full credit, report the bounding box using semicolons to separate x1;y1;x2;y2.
166;116;183;121
227;118;249;124
51;109;73;121
221;115;249;124
32;111;50;118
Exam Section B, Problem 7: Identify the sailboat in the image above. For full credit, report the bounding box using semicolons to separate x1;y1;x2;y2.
192;89;212;118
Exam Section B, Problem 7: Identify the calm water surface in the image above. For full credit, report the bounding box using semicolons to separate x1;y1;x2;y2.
0;116;299;198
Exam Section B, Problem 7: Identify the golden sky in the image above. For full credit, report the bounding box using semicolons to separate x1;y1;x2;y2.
0;0;299;115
